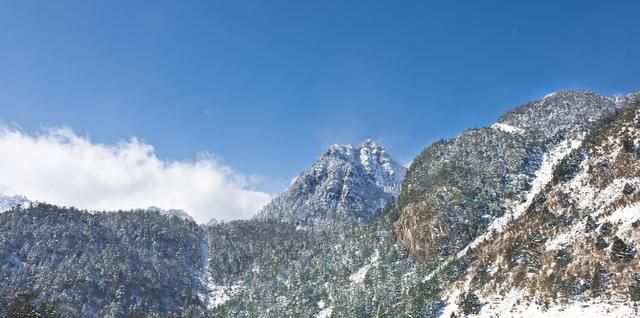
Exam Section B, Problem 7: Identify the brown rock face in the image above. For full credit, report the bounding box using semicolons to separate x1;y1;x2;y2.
394;201;449;261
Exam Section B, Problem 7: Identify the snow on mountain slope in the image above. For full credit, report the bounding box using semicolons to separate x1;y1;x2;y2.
256;139;406;228
475;289;636;318
357;139;406;197
0;194;31;212
491;122;525;134
423;136;584;283
396;90;633;261
199;237;242;309
435;101;640;317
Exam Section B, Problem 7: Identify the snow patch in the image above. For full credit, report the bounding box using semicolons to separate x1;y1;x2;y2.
349;250;379;284
568;170;639;214
475;289;636;318
545;222;583;251
544;92;558;99
491;123;525;134
605;202;640;242
438;289;460;318
208;284;243;308
315;306;333;318
199;239;242;309
545;175;640;251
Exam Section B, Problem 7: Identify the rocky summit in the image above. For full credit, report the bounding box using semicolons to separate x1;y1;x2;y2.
255;139;406;229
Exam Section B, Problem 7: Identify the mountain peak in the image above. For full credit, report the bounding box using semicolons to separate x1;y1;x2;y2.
326;139;380;153
256;140;406;228
359;138;380;148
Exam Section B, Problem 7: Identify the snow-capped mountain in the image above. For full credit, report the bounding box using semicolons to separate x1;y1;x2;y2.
2;90;639;318
256;139;406;228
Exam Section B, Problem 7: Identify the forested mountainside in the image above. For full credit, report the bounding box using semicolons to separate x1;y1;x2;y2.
0;195;31;213
396;91;633;260
437;101;640;317
0;206;206;317
1;90;639;317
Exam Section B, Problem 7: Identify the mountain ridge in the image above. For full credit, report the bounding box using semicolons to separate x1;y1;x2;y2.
395;90;636;260
1;89;639;317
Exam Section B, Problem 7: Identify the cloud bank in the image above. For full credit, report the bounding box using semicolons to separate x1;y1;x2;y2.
0;126;272;223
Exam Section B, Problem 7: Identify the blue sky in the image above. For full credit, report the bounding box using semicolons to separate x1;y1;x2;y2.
0;0;639;194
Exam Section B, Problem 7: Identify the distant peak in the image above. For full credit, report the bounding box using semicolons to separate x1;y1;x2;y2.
359;138;380;149
323;139;393;161
327;139;383;153
326;144;354;158
257;138;406;227
328;143;353;151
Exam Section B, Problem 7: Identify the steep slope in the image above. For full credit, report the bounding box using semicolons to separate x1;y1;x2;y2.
202;220;333;312
437;98;640;317
396;90;635;260
256;139;406;228
0;205;208;317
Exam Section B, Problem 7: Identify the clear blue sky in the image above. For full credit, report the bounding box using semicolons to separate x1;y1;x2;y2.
0;0;638;193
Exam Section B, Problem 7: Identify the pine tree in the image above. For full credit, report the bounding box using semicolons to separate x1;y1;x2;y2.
590;262;609;297
611;237;636;262
459;292;481;316
8;293;38;318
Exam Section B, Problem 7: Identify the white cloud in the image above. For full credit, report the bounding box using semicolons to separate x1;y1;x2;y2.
0;126;272;223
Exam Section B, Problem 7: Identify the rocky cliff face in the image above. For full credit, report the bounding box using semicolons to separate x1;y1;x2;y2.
256;139;406;228
395;91;637;260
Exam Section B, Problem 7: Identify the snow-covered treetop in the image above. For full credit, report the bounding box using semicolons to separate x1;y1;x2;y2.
0;194;32;213
147;206;194;221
